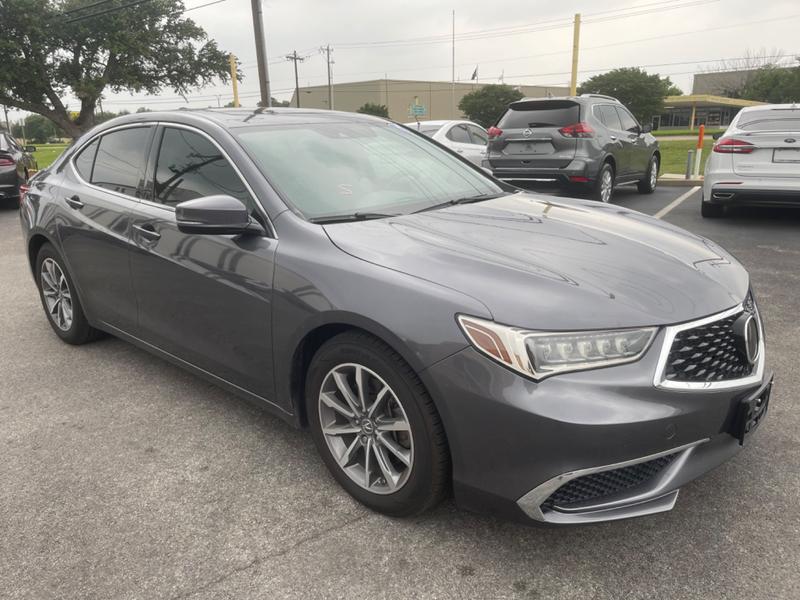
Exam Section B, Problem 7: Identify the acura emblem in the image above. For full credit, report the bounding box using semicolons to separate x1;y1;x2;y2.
734;313;760;365
523;128;532;137
785;138;796;143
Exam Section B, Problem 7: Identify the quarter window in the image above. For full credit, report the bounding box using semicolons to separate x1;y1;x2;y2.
73;139;99;181
91;127;152;196
615;107;640;133
153;127;252;209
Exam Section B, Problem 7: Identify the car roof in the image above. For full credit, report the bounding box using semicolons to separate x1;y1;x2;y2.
738;104;800;113
511;95;620;106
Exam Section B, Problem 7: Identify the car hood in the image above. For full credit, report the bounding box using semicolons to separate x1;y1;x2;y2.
323;192;749;330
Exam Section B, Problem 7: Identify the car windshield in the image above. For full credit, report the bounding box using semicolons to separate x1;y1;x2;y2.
234;121;502;220
738;110;800;131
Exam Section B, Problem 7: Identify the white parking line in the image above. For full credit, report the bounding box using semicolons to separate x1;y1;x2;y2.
654;186;701;219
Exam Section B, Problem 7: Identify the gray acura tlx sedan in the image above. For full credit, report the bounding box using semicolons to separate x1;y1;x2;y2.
20;109;771;525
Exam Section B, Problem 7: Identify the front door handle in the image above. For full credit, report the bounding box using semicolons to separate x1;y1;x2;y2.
65;195;84;209
133;223;161;242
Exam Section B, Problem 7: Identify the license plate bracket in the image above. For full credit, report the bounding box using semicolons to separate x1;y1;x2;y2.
731;376;773;445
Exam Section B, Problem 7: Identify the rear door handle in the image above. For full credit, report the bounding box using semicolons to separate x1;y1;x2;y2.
65;195;84;209
133;223;161;242
610;135;618;141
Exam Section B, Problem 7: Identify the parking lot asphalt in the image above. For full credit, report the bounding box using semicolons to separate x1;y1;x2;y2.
1;187;798;600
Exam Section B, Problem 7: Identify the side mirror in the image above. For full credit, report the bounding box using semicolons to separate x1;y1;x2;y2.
24;145;36;152
175;195;259;235
641;124;653;134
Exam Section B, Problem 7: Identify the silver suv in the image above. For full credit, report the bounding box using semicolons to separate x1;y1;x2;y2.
486;94;660;203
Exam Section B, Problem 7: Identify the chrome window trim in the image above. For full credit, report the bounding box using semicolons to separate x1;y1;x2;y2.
68;120;276;238
517;439;709;522
69;123;154;204
652;299;765;391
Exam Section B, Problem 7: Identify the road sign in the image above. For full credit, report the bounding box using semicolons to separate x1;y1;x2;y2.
408;96;427;118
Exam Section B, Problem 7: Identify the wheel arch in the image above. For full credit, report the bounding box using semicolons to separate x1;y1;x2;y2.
27;231;55;275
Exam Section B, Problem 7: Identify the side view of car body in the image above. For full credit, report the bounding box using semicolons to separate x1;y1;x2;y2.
703;104;800;217
0;132;36;206
20;108;770;525
403;119;488;166
486;95;660;203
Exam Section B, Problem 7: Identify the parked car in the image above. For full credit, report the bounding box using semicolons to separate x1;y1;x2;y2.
0;132;36;206
486;94;660;202
703;104;800;217
20;109;770;525
404;119;488;166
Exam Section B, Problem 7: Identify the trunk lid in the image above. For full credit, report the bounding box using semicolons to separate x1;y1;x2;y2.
730;109;800;178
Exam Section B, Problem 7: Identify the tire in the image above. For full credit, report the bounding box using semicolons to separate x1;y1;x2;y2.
701;199;725;218
637;155;659;194
35;243;101;344
592;163;615;203
306;331;449;517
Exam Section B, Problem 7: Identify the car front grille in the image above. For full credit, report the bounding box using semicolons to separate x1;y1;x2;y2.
664;299;756;383
542;453;678;510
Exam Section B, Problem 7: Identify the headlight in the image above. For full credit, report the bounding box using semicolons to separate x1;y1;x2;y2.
457;315;657;380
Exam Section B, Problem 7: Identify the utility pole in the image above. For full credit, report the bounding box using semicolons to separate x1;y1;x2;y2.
569;13;581;96
250;0;271;107
286;50;305;108
451;9;455;118
229;54;240;107
321;45;334;110
2;105;10;133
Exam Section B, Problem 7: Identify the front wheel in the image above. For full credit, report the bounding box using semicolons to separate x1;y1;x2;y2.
306;331;449;517
637;155;659;193
592;163;615;203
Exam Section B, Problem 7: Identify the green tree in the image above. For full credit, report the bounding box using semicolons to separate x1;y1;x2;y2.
741;65;800;103
12;113;64;142
578;68;682;123
458;84;524;127
357;102;389;118
0;0;233;137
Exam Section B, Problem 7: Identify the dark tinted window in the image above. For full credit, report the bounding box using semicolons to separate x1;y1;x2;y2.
497;100;580;129
596;105;623;130
412;124;441;137
616;107;640;133
73;139;99;181
154;127;251;209
467;124;488;145
738;110;800;131
91;127;152;196
446;124;471;144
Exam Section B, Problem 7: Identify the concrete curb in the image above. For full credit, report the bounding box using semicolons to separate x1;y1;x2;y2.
658;175;703;187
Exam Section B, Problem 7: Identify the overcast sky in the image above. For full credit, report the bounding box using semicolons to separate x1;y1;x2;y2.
8;0;800;121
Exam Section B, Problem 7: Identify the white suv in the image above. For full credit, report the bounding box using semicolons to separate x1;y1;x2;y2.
703;104;800;217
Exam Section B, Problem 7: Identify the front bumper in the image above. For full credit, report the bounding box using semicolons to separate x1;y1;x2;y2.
422;326;771;525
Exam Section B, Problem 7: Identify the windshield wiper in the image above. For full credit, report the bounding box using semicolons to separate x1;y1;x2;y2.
413;192;508;214
309;211;399;224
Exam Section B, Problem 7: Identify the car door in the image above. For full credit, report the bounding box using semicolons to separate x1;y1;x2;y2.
128;124;278;399
57;126;154;332
594;104;630;176
616;106;649;176
464;124;489;166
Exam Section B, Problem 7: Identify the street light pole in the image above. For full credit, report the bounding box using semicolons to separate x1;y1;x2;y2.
250;0;271;107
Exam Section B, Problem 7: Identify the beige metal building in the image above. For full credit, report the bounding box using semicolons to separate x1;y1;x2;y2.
290;79;569;121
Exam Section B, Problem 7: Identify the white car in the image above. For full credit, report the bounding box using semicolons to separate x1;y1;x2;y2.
404;120;488;166
703;104;800;217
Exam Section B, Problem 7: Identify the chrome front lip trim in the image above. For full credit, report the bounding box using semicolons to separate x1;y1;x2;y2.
517;439;709;523
652;300;765;391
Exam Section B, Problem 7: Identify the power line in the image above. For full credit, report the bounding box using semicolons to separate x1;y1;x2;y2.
65;0;155;23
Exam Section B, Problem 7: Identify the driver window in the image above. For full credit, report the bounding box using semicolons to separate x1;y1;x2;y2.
615;107;640;133
154;127;253;210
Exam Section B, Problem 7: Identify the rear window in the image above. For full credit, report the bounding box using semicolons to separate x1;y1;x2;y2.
497;100;579;129
738;110;800;131
408;124;441;137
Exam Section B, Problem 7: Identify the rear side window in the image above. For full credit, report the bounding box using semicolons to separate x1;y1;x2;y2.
73;139;99;181
497;100;579;129
615;107;640;133
596;105;623;131
738;110;800;131
153;127;252;209
91;127;152;196
446;124;471;144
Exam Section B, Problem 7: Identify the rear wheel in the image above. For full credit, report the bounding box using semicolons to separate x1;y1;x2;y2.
592;163;615;203
35;244;101;344
637;155;659;193
306;331;449;517
701;198;725;218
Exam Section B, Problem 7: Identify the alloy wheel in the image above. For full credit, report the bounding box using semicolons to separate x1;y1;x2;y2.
318;363;414;495
601;169;613;203
40;258;73;331
650;160;658;189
